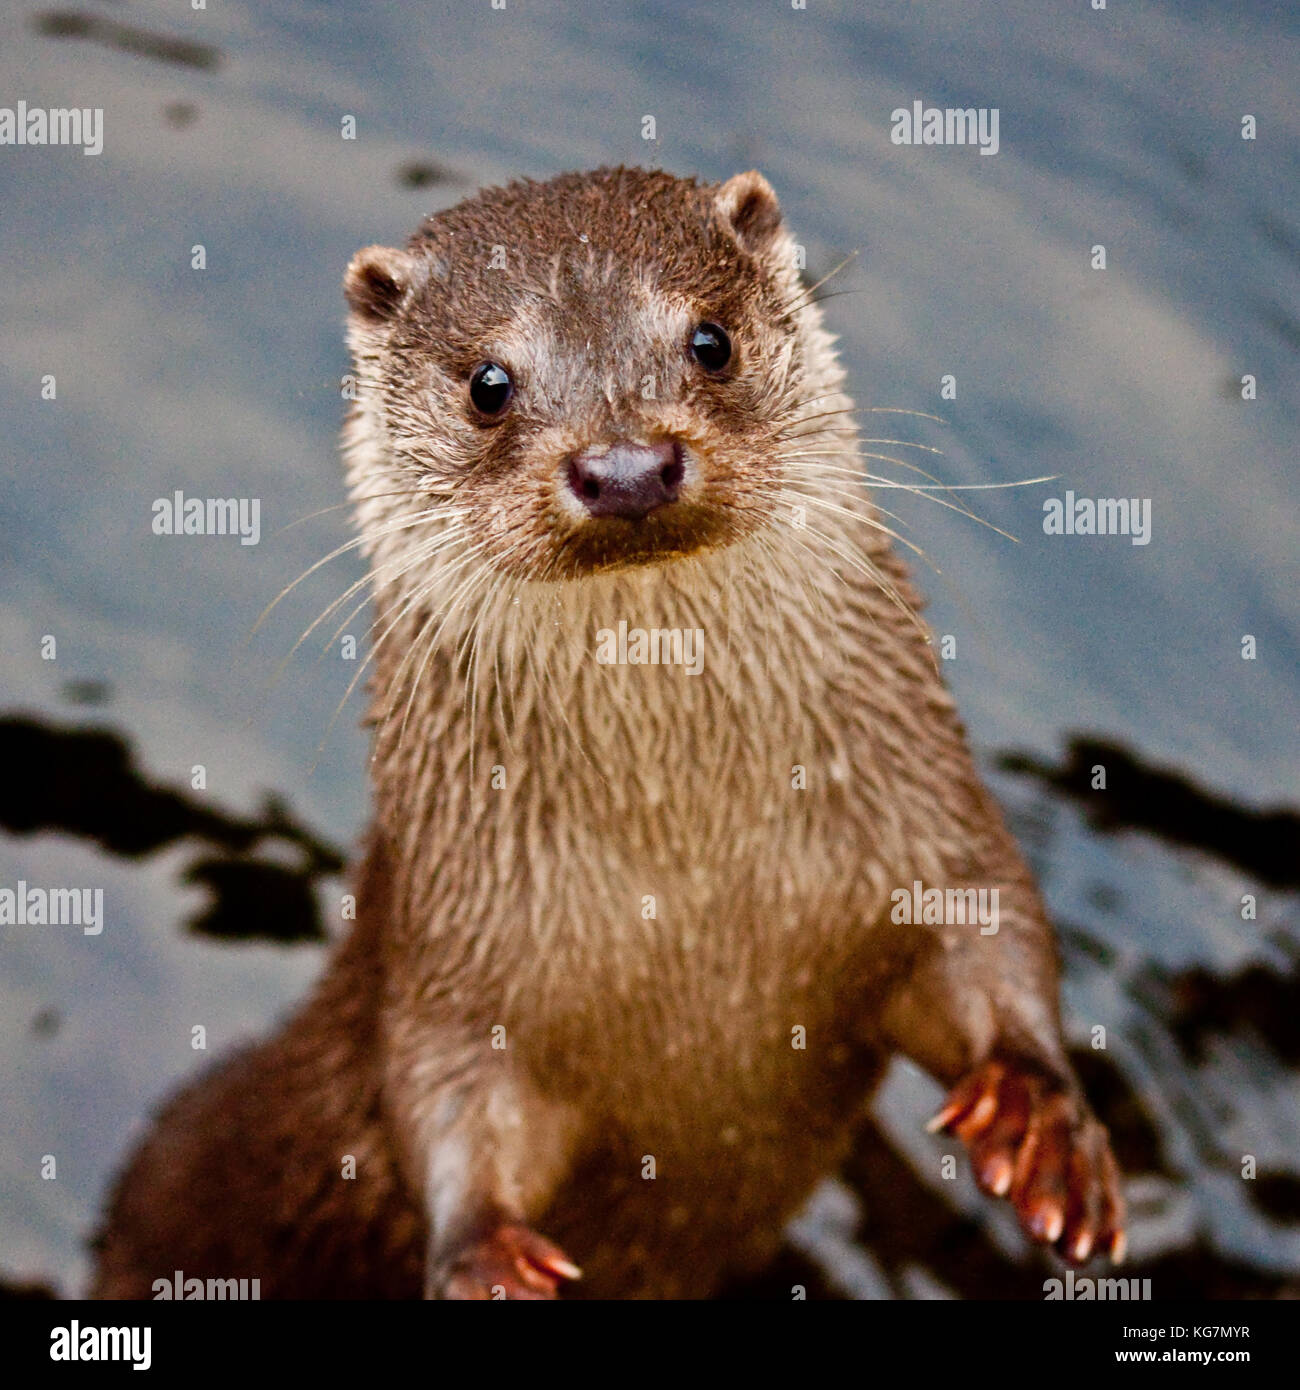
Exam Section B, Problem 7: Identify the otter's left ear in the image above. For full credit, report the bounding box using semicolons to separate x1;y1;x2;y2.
715;171;785;256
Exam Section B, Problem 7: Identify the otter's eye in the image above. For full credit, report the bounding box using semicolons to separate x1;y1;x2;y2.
689;322;732;373
469;362;514;416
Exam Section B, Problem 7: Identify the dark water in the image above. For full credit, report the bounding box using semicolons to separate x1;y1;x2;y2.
1;0;1296;1297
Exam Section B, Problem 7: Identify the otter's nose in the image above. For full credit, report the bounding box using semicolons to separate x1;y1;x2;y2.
567;440;684;520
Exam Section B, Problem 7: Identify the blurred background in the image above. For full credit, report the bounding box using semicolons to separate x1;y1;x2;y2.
1;0;1296;1299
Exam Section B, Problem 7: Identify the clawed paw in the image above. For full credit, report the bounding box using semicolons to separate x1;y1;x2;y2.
439;1223;581;1300
929;1057;1126;1264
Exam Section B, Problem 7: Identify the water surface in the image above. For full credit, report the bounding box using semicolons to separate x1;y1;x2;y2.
1;0;1296;1297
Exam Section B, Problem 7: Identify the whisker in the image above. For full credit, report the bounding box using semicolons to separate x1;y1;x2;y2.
313;538;489;770
392;552;499;753
776;442;1024;538
784;510;932;654
775;394;947;428
249;504;465;639
268;518;467;684
774;248;861;322
778;486;935;569
320;528;471;657
268;488;445;540
774;459;925;536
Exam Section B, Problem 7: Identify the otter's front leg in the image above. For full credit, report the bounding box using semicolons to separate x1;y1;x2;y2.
407;1069;583;1299
878;876;1126;1264
926;1055;1124;1263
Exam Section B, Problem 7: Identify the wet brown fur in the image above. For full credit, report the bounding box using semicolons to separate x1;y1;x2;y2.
94;168;1101;1299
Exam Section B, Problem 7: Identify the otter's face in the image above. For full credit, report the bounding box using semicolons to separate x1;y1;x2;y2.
344;169;821;581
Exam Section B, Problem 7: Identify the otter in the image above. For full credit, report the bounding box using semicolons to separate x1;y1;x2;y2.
93;167;1124;1300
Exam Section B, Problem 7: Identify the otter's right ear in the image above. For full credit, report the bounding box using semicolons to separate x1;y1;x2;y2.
714;171;786;257
344;245;422;324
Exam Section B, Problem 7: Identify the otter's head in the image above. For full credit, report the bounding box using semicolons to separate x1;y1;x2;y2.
343;167;837;584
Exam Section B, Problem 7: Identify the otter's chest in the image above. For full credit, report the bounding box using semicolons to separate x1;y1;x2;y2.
503;810;893;1110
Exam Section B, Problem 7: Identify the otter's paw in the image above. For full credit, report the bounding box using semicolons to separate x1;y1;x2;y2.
928;1058;1126;1264
439;1224;581;1300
